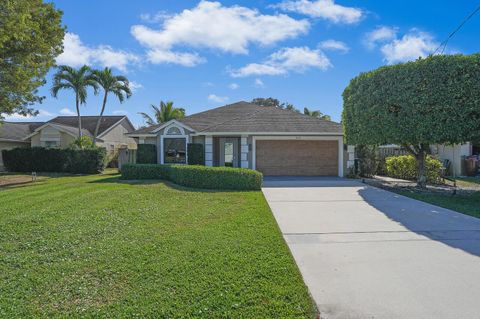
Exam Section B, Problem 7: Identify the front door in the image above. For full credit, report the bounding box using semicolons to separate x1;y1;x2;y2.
220;138;239;167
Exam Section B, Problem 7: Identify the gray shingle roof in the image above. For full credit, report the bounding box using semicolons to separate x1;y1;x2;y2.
0;122;44;141
130;101;343;135
49;116;126;136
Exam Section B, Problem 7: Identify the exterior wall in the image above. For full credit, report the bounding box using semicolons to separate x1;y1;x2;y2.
30;127;74;148
0;141;29;170
433;143;472;176
31;134;41;147
98;119;137;150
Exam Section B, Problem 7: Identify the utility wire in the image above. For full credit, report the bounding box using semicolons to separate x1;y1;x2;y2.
432;4;480;55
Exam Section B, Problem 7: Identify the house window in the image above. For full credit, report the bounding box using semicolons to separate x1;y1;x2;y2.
44;141;58;148
166;126;182;135
164;138;186;164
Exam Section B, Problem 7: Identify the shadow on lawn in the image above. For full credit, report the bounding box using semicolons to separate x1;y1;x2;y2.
89;175;244;193
357;186;480;258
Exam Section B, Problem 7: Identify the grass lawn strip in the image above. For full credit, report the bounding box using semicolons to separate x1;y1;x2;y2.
0;173;316;318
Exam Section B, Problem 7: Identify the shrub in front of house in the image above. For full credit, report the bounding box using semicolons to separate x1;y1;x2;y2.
187;143;205;165
2;147;107;174
385;155;442;184
136;144;157;164
121;164;263;190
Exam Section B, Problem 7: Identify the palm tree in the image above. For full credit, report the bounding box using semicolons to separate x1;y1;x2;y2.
304;107;331;121
139;101;185;125
91;68;132;142
51;65;98;138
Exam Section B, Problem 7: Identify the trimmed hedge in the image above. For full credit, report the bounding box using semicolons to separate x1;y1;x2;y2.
187;143;205;165
136;144;157;164
385;155;442;184
121;164;262;190
2;147;107;174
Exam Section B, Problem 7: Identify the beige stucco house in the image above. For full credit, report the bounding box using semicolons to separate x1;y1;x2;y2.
0;116;137;170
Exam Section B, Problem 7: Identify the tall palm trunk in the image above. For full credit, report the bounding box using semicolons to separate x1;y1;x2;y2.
76;94;82;138
93;92;108;143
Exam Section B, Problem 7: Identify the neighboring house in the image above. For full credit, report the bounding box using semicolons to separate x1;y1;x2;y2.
380;143;478;176
0;122;44;169
24;116;137;152
0;116;137;170
127;101;345;177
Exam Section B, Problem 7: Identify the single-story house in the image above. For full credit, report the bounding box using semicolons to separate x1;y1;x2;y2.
0;115;137;170
127;101;347;177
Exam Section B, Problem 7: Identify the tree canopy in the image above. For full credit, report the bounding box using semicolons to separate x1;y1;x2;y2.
342;54;480;146
0;0;65;119
139;101;185;125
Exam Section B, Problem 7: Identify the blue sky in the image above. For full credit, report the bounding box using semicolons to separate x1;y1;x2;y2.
6;0;480;126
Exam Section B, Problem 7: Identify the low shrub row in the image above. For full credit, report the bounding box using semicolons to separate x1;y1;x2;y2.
385;155;442;184
121;164;263;190
2;147;107;174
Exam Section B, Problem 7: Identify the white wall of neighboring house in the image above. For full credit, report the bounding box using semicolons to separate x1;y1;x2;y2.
432;143;472;176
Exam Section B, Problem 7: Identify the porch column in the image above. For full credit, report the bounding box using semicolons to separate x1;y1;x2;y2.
205;136;213;166
240;135;249;168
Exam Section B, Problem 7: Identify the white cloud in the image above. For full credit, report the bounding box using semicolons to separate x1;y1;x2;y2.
228;83;240;90
254;78;265;88
56;33;139;72
140;11;172;23
131;1;309;66
274;0;363;24
59;108;75;115
319;39;349;53
364;26;398;49
129;81;143;93
146;49;206;66
230;46;331;77
2;109;55;121
381;30;438;64
112;110;129;115
208;94;229;103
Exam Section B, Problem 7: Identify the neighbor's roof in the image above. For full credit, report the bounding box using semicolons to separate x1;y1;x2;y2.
130;101;343;135
0;122;44;142
49;116;127;136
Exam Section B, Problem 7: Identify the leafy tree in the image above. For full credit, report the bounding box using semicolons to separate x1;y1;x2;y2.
342;54;480;187
91;68;132;142
303;107;332;120
51;65;98;138
69;136;95;149
139;101;185;125
251;97;299;112
0;0;64;120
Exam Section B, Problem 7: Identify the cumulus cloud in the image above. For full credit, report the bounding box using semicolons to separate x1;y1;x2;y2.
230;46;331;77
365;27;439;64
274;0;363;24
228;83;240;90
318;39;349;53
112;110;129;115
146;49;206;66
129;81;143;93
140;11;172;23
56;33;139;72
208;94;229;103
59;108;75;115
381;30;438;64
131;1;309;66
364;26;398;49
2;109;55;121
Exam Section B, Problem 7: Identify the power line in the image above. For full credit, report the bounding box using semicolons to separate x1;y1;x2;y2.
432;4;480;55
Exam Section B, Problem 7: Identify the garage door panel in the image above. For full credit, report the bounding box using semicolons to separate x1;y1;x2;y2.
256;140;338;176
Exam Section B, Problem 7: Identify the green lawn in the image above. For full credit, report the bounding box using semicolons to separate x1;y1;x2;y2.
0;173;315;318
398;177;480;219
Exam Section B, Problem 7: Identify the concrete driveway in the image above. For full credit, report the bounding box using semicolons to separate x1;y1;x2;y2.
262;177;480;319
